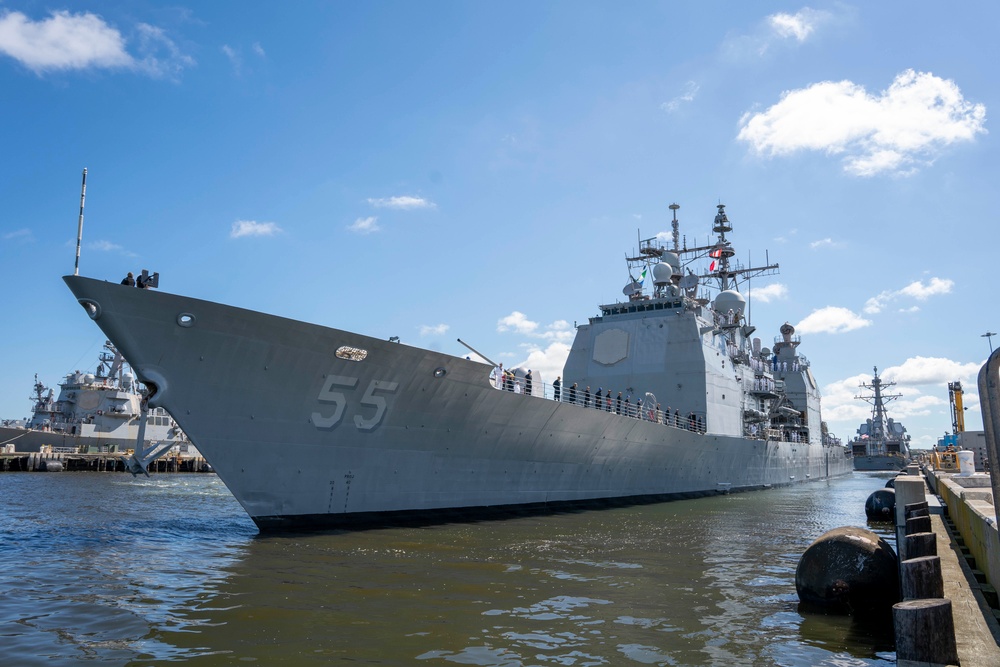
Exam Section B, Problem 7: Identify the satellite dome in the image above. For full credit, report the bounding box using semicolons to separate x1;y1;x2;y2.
714;290;745;316
652;262;673;286
661;251;680;272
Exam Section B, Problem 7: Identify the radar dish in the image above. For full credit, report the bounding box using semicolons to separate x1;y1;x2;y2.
622;281;641;296
679;273;698;289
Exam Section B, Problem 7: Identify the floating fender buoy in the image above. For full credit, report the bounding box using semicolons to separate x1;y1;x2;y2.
795;526;899;614
865;488;895;519
885;477;895;489
40;459;64;472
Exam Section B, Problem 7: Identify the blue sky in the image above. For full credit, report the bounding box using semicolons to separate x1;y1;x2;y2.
0;2;994;450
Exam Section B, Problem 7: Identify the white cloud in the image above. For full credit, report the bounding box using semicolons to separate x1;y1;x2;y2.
87;239;137;257
661;81;700;113
497;311;538;335
0;11;193;78
748;283;788;303
881;356;982;387
822;355;980;431
0;10;131;72
497;312;574;344
222;42;265;76
898;277;954;300
510;341;572;388
768;9;829;43
348;216;379;234
4;228;32;242
419;323;449;336
809;237;844;249
737;70;987;176
794;306;871;334
221;44;241;74
864;276;953;314
230;220;281;238
722;7;833;60
132;23;194;79
367;196;436;210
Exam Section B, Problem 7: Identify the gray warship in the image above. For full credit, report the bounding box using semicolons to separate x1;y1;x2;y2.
64;202;852;530
849;367;911;471
0;341;196;457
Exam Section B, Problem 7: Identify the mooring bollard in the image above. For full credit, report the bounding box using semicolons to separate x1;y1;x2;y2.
904;501;929;519
900;555;944;600
905;514;932;535
893;598;959;665
903;532;937;559
894;477;927;562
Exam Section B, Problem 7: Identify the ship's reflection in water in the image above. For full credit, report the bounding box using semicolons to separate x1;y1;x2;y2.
0;472;896;666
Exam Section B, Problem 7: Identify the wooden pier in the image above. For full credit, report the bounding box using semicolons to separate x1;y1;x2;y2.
1;451;213;474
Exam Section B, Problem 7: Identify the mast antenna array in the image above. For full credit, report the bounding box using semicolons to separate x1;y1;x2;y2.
669;203;680;252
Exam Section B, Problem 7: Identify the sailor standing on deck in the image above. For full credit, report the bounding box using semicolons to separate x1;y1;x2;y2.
553;376;561;402
121;272;135;287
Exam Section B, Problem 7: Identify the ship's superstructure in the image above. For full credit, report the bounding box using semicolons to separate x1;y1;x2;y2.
849;367;911;471
0;341;195;456
564;204;823;447
64;202;852;530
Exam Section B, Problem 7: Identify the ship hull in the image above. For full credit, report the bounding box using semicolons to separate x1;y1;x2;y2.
0;425;175;454
0;426;194;453
852;455;909;472
65;276;852;530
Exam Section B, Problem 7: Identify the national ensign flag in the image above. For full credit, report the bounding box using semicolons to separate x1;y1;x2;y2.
709;247;723;258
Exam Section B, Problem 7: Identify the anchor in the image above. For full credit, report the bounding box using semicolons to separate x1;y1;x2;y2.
123;392;174;476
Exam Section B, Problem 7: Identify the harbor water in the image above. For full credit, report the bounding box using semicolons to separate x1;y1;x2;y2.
1;472;898;665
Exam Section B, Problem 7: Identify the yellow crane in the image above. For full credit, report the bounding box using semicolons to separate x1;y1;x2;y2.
948;381;965;434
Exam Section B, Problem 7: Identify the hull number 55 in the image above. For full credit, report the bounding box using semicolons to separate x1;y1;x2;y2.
311;375;399;431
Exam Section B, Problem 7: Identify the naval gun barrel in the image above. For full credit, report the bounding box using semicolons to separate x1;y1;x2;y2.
457;338;497;366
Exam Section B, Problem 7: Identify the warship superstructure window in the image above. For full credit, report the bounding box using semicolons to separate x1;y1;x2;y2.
336;346;368;362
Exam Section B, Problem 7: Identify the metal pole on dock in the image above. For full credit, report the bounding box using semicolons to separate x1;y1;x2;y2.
74;168;87;276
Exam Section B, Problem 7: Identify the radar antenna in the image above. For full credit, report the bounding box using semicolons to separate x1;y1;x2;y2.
669;203;680;252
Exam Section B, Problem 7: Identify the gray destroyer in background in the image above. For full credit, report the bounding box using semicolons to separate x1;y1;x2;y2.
64;202;852;530
849;367;911;471
0;341;195;457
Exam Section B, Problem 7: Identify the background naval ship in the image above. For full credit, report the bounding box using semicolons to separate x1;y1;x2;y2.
849;367;911;470
65;202;852;530
0;341;196;456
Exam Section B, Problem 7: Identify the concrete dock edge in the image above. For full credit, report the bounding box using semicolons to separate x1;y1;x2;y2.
898;470;1000;666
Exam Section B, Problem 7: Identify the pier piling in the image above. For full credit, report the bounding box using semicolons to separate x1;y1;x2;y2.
893;598;960;665
903;532;937;559
900;555;945;600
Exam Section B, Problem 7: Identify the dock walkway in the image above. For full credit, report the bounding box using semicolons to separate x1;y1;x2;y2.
900;473;1000;666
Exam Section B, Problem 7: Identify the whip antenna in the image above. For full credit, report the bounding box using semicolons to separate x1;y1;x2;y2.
74;168;87;276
